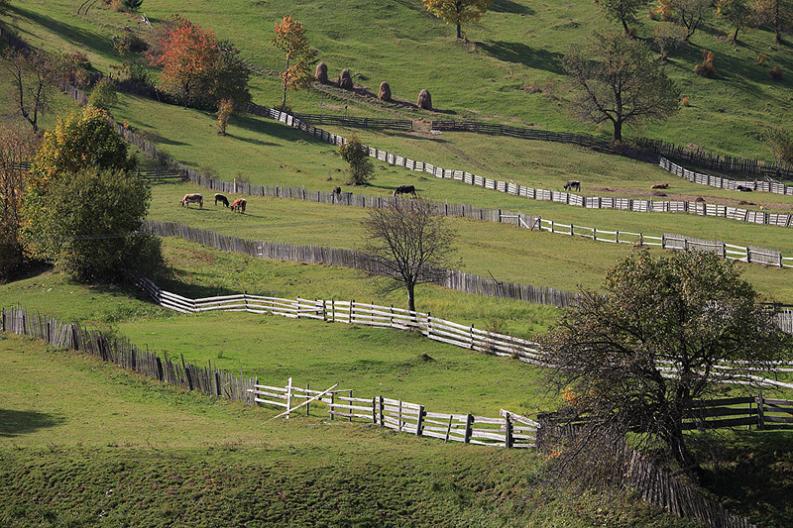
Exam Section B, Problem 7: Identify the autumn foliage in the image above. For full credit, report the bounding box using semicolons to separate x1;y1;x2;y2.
151;17;250;109
273;16;316;110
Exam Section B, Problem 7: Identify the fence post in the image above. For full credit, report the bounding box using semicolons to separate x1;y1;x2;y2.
285;377;293;419
416;405;425;436
378;395;384;427
306;382;311;416
504;414;513;448
372;396;377;424
615;230;620;244
747;247;752;264
348;390;353;422
1;307;4;333
469;324;475;350
398;400;403;432
464;414;474;443
756;394;765;430
330;390;335;420
426;312;432;337
349;299;354;324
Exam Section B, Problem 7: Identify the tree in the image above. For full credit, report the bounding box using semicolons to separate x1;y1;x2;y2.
38;167;162;283
364;200;455;312
216;98;233;136
666;0;711;40
87;77;119;111
30;105;136;191
153;18;250;108
754;0;793;44
594;0;653;36
562;33;680;142
0;124;37;281
273;16;316;111
716;0;754;42
4;49;53;134
542;250;790;474
339;135;374;185
652;22;689;61
422;0;492;40
765;125;793;167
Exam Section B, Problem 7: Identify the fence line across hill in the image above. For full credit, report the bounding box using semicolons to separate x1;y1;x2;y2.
136;276;793;390
58;85;793;269
660;157;793;197
249;104;793;231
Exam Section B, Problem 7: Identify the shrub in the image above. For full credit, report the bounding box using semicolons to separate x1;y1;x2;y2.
339;135;373;185
378;81;392;101
769;65;783;81
417;89;432;110
314;62;328;84
765;126;793;166
338;68;354;90
216;98;234;136
756;53;769;65
111;29;149;56
88;78;119;111
694;50;716;77
54;52;98;89
652;22;687;61
681;95;690;106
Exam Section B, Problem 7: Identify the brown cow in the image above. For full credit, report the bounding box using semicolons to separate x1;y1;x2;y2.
180;193;203;208
230;198;247;213
651;183;669;190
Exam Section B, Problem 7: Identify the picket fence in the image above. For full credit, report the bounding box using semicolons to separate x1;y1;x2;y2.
660;157;793;197
249;379;538;449
137;277;793;391
249;104;793;231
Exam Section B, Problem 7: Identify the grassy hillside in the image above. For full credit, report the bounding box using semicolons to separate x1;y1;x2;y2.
0;336;699;528
6;0;793;159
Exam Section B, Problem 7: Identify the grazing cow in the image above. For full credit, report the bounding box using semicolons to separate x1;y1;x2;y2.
737;185;754;192
331;186;342;202
214;193;230;207
695;196;705;203
651;183;669;190
180;193;203;208
230;198;247;213
393;185;417;197
563;180;581;192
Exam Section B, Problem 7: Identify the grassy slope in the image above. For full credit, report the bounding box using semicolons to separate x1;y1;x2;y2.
7;0;793;159
0;336;698;528
149;183;793;303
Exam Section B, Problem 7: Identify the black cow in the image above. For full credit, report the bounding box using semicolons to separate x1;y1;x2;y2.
737;185;754;192
564;180;581;192
393;185;417;197
214;193;230;207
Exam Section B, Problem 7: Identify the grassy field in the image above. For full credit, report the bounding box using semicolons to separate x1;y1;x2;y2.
0;335;702;528
148;183;793;303
7;0;793;159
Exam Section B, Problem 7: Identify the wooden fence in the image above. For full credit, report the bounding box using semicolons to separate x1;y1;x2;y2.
293;112;413;130
683;395;793;430
137;276;793;390
660;157;793;196
430;119;793;181
249;379;538;449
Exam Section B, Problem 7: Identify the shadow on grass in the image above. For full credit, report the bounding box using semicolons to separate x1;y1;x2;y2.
479;41;564;74
0;409;63;437
491;0;534;15
10;5;116;59
155;273;241;300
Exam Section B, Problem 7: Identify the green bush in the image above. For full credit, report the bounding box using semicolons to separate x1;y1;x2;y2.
88;78;119;111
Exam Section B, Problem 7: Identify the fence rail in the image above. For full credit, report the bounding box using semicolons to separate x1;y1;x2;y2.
683;395;793;430
293;113;413;130
660;158;793;197
138;277;793;389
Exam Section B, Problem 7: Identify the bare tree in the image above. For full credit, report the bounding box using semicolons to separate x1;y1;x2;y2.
0;124;37;280
667;0;711;40
542;250;791;477
5;50;52;133
562;33;680;142
363;199;456;312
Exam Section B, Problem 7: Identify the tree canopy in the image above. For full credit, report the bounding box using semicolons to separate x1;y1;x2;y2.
423;0;492;40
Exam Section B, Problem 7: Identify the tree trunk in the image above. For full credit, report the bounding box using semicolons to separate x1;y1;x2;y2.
621;17;631;37
407;283;416;313
281;56;290;111
613;120;623;143
456;22;462;40
775;2;783;44
666;428;700;479
732;25;740;44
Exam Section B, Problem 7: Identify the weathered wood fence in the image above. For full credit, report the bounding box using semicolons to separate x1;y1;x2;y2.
660;157;793;196
137;276;793;389
683;395;793;430
249;379;538;448
294;113;413;130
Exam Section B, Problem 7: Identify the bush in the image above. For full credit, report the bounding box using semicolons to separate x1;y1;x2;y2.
339;135;373;185
54;52;98;89
41;168;161;283
652;22;687;61
111;29;149;56
681;95;690;106
694;50;716;77
88;78;119;111
216;98;234;136
769;65;783;81
765;126;793;166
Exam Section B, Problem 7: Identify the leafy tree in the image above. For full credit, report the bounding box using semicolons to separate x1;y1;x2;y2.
339;135;374;185
716;0;754;42
273;16;316;111
216;98;233;136
152;18;250;108
666;0;711;40
4;49;53;134
88;77;119;111
364;200;456;312
562;33;680;142
594;0;653;36
122;0;144;11
30;106;135;192
765;125;793;167
543;250;791;475
422;0;492;40
39;167;162;283
652;22;688;60
0;124;37;280
754;0;793;43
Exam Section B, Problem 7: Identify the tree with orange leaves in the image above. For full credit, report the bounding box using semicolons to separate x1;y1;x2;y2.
273;16;316;110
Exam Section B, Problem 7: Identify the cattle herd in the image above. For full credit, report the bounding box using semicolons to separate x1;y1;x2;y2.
179;193;246;213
